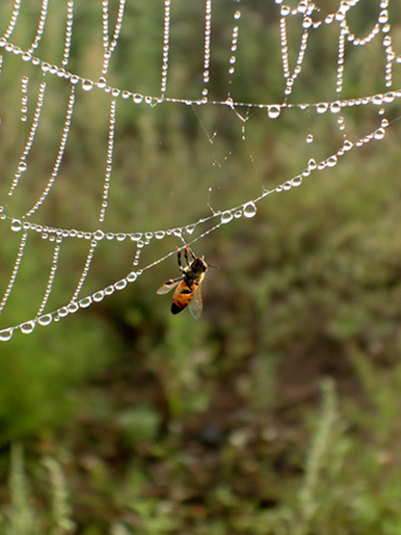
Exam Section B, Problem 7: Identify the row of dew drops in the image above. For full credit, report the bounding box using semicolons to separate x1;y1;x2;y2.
2;37;400;113
0;199;259;342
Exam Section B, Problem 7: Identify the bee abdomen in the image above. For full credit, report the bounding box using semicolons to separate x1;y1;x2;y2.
171;284;194;315
171;302;184;314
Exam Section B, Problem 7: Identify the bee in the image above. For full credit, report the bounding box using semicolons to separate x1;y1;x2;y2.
157;245;208;319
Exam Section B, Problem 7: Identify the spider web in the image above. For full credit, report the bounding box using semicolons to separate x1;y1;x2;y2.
0;0;400;341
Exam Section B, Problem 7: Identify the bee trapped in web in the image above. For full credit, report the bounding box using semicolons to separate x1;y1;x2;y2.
157;245;209;319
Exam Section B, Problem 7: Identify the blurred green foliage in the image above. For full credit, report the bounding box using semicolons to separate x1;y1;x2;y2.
0;314;119;444
1;1;401;533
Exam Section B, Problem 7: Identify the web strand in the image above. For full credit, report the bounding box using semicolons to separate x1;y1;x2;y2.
23;86;75;219
27;0;49;56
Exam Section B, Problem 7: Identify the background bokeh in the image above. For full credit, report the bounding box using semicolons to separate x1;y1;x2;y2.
1;1;401;534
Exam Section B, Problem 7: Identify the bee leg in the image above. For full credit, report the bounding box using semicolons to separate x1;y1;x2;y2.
186;245;197;261
176;247;184;272
184;245;190;266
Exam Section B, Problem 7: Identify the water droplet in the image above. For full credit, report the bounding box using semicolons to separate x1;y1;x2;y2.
116;233;127;241
20;321;36;334
133;93;143;104
105;285;115;295
0;328;14;342
93;291;105;302
234;209;242;219
343;140;353;151
383;92;395;103
57;307;69;318
38;314;53;326
268;105;281;119
306;134;314;144
155;231;165;240
11;219;22;232
330;101;342;113
114;279;128;291
316;102;329;114
79;296;92;308
374;127;386;140
185;224;195;235
291;175;302;187
378;9;389;24
372;94;384;106
221;211;233;224
275;185;283;193
283;181;292;191
67;302;79;313
243;202;257;218
130;233;143;241
127;271;137;283
18;161;27;172
326;155;338;167
93;229;105;241
308;158;317;170
97;77;107;89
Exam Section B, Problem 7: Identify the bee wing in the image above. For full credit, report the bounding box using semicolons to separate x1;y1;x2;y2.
188;282;203;319
157;277;182;294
